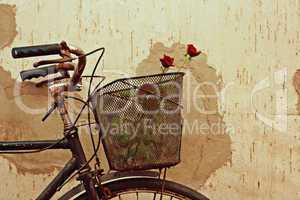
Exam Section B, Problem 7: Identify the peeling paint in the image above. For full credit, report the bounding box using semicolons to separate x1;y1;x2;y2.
293;69;300;114
0;4;17;49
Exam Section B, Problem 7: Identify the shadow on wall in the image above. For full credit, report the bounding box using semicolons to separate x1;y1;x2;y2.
136;42;232;188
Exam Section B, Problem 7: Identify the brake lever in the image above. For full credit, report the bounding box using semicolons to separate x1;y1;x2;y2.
33;45;74;68
33;57;73;68
42;102;57;122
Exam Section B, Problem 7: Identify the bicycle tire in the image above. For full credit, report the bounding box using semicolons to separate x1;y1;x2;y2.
73;178;209;200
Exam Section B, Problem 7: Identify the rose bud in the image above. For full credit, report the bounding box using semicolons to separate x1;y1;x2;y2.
187;44;201;57
160;54;175;68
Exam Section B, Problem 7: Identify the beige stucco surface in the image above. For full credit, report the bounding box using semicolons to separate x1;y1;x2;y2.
0;0;299;199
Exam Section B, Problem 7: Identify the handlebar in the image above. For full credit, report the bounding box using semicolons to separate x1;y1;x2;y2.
20;65;58;81
12;43;61;58
11;41;86;89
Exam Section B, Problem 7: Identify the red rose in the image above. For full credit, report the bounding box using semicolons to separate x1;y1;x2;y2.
160;54;174;68
187;44;201;57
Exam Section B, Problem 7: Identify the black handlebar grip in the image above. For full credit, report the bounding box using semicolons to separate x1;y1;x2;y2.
20;65;58;81
12;43;61;59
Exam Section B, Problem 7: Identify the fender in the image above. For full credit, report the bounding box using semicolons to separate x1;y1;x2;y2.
58;170;160;200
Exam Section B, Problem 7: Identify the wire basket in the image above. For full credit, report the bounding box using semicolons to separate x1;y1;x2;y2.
91;72;184;171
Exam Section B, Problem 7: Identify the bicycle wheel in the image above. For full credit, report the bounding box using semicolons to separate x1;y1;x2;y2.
74;178;209;200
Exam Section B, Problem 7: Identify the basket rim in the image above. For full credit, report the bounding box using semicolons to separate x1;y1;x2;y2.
91;72;185;96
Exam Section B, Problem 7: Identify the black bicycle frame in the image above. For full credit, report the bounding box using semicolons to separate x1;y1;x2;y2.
0;139;69;150
0;132;94;200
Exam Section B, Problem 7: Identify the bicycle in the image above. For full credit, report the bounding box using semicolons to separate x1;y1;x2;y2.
0;41;210;200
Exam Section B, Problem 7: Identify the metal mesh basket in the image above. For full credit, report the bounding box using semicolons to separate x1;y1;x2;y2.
91;72;184;171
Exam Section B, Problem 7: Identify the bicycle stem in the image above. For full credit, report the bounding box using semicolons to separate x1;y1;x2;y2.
47;42;100;200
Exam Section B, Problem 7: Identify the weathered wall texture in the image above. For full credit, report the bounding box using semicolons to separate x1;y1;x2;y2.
0;0;299;199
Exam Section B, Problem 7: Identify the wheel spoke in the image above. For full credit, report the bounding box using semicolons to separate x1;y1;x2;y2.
109;191;188;200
